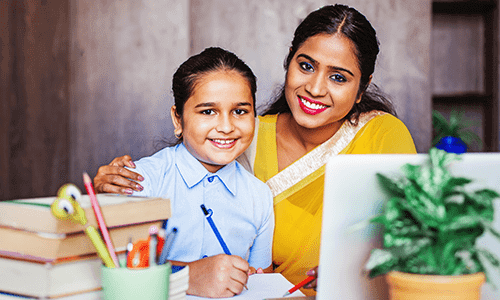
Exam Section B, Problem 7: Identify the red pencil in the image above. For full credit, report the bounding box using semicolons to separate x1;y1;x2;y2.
83;172;120;268
283;275;315;297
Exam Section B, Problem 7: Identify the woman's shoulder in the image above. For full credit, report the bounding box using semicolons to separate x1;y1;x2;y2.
359;111;409;130
344;111;416;154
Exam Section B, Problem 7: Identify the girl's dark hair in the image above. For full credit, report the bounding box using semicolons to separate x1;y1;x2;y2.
262;4;396;122
173;47;257;118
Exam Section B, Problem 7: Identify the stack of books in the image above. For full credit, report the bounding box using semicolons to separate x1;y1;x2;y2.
0;194;171;298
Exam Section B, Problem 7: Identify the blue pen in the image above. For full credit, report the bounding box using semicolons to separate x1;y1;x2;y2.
200;204;231;255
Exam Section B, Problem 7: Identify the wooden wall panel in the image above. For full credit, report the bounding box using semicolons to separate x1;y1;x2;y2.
0;1;11;200
68;0;189;190
190;0;433;152
432;14;485;95
1;0;69;200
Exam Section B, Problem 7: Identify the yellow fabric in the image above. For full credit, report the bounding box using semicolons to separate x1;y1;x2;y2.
254;113;416;296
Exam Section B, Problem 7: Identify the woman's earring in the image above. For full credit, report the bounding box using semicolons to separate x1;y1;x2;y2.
175;132;183;139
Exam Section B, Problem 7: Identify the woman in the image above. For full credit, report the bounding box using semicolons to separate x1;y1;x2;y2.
94;4;416;296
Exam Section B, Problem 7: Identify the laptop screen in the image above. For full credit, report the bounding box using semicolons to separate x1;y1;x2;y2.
316;153;500;300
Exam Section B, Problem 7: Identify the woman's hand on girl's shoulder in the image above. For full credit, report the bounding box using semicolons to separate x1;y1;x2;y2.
93;155;144;194
186;254;250;298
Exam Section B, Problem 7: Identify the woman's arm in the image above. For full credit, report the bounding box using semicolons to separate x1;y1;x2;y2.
93;155;145;194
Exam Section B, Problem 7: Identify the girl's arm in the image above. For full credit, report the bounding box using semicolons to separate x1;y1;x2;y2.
93;155;144;194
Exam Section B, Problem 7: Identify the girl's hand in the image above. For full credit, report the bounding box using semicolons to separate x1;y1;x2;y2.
93;155;144;194
304;266;318;291
186;254;250;298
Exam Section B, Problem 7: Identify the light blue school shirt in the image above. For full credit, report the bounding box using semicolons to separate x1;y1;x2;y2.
131;143;274;269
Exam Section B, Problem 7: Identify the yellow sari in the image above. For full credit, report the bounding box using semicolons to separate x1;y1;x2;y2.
252;111;416;296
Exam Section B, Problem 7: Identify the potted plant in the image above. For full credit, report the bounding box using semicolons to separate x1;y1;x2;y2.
365;148;500;299
432;110;482;153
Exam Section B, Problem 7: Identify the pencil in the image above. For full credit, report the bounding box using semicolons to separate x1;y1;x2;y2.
83;172;120;268
282;275;315;297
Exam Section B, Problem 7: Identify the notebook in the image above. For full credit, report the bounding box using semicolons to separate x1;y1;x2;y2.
316;153;500;300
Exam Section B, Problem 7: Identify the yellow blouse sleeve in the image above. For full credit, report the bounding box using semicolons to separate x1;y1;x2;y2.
340;114;417;154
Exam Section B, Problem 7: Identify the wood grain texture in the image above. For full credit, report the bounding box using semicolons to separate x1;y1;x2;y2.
0;1;12;200
1;0;69;200
68;0;189;190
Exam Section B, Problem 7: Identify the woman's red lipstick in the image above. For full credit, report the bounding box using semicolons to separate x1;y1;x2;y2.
297;96;328;115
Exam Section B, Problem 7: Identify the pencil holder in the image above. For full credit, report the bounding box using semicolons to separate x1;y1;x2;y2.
101;262;171;300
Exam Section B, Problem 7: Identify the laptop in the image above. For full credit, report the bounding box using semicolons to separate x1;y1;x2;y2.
316;153;500;300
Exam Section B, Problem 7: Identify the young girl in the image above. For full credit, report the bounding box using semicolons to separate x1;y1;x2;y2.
127;47;274;297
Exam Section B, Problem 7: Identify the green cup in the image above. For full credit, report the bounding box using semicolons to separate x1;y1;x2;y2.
101;262;171;300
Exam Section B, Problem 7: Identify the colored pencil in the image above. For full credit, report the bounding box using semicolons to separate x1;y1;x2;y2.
282;275;315;297
83;172;120;268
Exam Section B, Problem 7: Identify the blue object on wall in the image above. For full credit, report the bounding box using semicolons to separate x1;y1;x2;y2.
435;136;467;154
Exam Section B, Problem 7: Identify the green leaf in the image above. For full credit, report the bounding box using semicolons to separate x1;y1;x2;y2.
477;248;500;268
432;110;483;148
440;215;484;232
376;173;405;198
365;248;397;277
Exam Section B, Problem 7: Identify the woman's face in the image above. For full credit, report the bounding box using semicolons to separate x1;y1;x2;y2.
171;70;255;173
285;33;363;131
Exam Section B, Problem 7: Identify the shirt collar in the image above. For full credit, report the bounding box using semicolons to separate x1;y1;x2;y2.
175;143;237;196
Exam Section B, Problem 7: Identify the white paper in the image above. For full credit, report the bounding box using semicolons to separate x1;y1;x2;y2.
186;273;305;299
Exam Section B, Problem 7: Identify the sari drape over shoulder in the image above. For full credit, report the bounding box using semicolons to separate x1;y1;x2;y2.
251;111;416;296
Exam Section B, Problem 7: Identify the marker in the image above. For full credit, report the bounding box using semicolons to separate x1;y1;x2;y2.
149;225;159;266
159;227;178;265
283;276;315;297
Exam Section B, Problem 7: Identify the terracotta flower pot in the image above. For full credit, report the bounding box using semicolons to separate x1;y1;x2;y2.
386;271;485;300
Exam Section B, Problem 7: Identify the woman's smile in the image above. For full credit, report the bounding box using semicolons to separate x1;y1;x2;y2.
298;95;329;115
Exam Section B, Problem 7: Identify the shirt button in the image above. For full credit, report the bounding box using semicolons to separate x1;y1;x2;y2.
208;176;214;183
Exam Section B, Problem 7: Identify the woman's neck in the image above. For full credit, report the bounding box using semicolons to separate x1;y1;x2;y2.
276;113;343;171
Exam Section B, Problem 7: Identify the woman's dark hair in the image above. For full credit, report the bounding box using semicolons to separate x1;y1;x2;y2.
262;4;396;122
173;47;257;118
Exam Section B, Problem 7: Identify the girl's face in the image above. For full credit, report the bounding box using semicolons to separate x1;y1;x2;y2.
171;70;255;173
285;33;364;132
